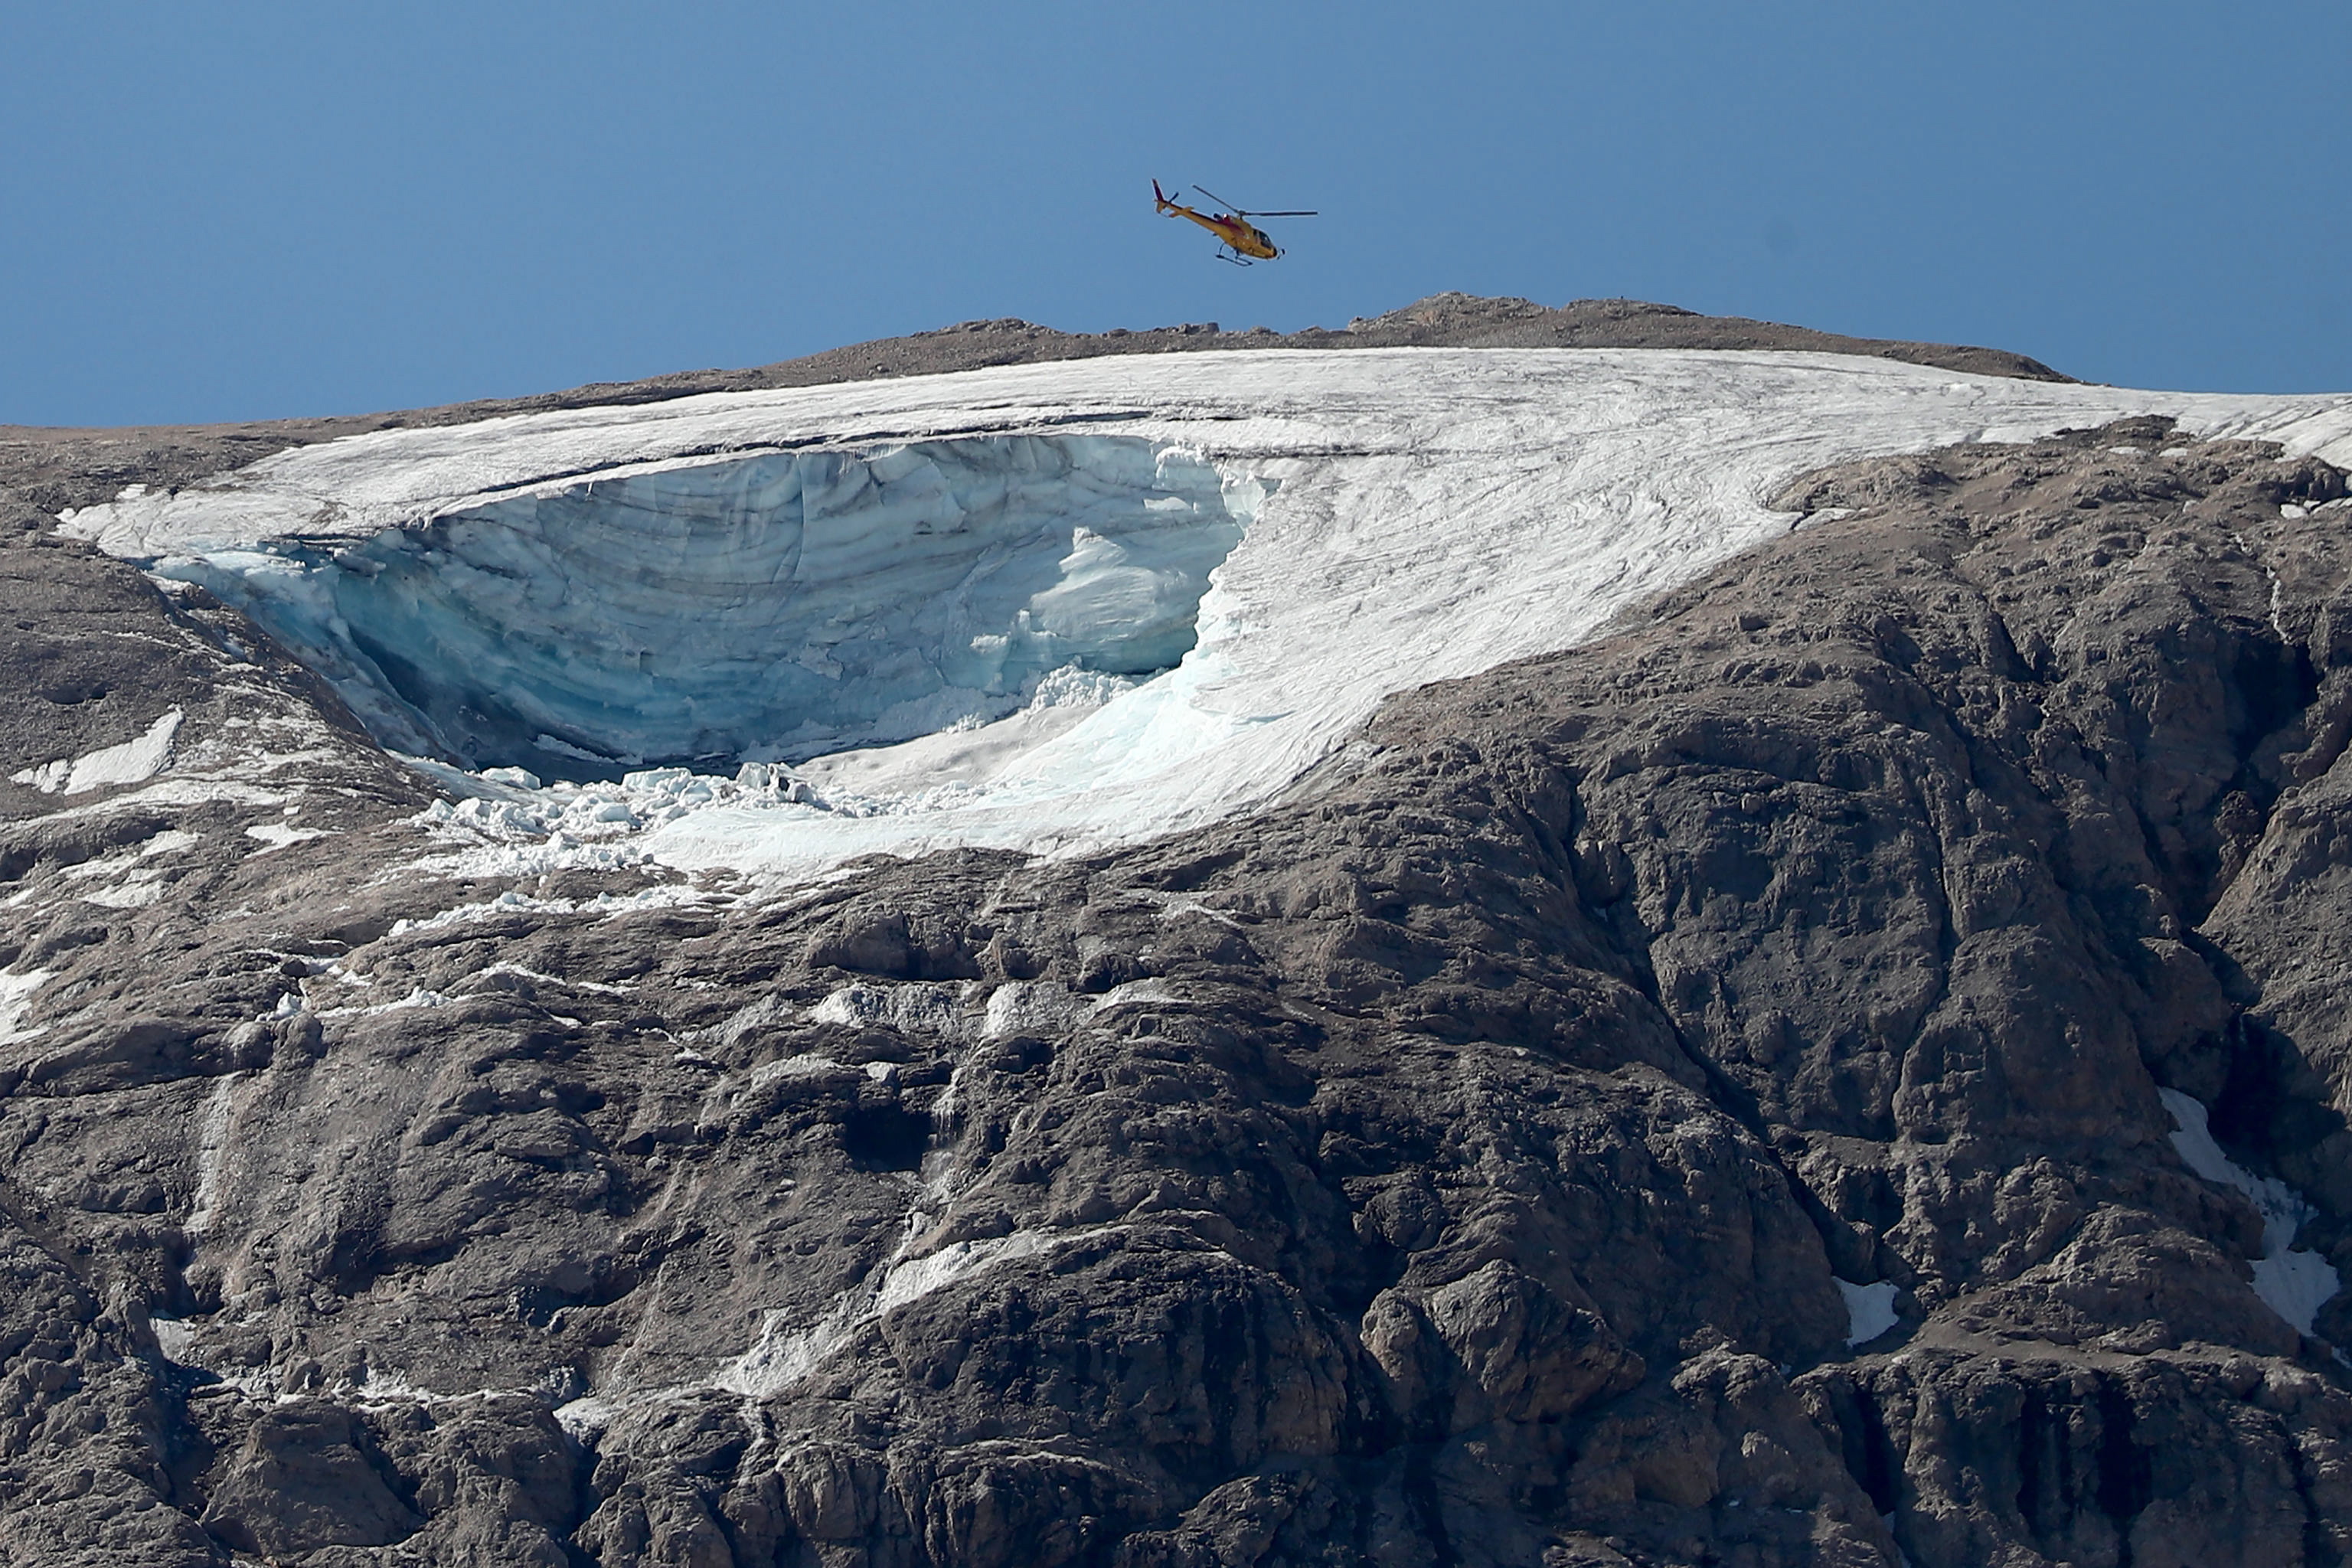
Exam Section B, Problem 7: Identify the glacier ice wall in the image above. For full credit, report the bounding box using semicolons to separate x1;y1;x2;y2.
155;436;1258;773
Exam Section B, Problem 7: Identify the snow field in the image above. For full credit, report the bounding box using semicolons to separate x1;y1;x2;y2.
60;348;2352;882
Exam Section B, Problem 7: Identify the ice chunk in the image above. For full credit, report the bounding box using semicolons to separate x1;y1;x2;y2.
554;1396;617;1440
150;1316;195;1363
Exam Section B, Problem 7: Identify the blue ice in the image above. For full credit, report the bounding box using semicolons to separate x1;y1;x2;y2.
158;436;1259;774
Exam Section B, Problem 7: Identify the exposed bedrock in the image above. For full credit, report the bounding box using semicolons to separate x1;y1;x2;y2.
5;416;2352;1564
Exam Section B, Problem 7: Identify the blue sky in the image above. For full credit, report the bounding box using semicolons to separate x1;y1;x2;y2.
5;2;2346;425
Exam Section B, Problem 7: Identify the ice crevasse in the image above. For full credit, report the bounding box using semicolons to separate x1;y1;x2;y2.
61;348;2352;880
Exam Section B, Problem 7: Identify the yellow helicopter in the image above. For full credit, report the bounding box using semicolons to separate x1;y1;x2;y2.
1153;181;1317;266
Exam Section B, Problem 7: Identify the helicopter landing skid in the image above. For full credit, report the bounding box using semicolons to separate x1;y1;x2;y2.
1216;250;1254;267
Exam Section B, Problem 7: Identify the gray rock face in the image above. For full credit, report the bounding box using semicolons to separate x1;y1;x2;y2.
4;310;2352;1565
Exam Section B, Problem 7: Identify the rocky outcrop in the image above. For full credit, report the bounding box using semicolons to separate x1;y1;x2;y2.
5;344;2352;1564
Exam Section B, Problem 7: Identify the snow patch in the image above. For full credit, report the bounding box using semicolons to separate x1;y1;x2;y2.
21;779;287;822
51;826;201;908
2161;1086;2341;1334
10;710;182;795
76;871;168;909
382;881;728;937
0;969;55;1045
150;1316;195;1363
244;822;337;852
314;986;449;1020
1836;1279;1900;1347
1090;978;1188;1014
2256;1252;2343;1340
715;1223;1114;1397
469;962;633;997
711;978;1076;1056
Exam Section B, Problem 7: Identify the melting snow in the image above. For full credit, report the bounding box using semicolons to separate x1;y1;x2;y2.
1089;978;1188;1014
244;822;337;852
1836;1279;1900;1347
716;1223;1115;1398
10;709;182;795
0;968;55;1045
2161;1087;2341;1334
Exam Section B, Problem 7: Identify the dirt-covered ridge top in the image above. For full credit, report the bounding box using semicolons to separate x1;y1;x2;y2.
0;294;2066;518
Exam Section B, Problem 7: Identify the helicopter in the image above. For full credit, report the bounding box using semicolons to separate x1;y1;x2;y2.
1153;181;1317;265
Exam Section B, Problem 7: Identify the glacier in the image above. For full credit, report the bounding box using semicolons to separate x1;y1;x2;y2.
61;347;2352;883
143;436;1256;772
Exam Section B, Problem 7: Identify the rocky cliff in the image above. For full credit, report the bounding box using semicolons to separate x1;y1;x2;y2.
5;302;2351;1566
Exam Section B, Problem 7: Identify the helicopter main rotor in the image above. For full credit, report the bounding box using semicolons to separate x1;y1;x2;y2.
1192;185;1317;219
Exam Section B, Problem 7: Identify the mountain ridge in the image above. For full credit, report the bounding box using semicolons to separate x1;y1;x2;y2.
1;295;2063;518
